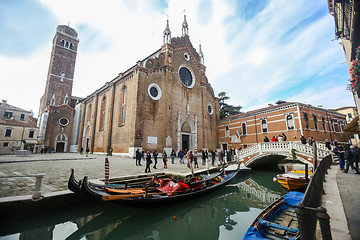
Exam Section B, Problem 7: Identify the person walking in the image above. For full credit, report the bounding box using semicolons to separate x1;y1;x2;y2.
211;150;216;166
325;139;331;150
178;149;185;164
86;147;90;157
170;149;176;164
80;147;84;155
162;150;168;169
333;143;345;170
282;133;287;141
135;149;142;166
202;150;206;165
186;150;193;169
344;145;360;174
219;150;224;165
153;150;158;169
300;135;306;144
145;151;152;173
193;149;199;168
308;136;314;146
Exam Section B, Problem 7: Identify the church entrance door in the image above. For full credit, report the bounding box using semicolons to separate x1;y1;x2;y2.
182;134;189;151
56;142;65;152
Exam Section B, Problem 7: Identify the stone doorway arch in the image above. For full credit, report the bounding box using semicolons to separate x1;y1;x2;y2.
177;113;197;151
54;133;68;152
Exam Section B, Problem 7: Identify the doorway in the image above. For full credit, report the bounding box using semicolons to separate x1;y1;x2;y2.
56;142;65;152
182;134;189;151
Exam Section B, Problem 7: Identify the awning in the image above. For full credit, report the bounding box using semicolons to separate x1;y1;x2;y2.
24;140;39;144
343;116;360;134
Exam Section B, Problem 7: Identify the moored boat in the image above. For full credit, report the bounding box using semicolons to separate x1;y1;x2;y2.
273;164;313;191
243;191;304;240
68;167;239;207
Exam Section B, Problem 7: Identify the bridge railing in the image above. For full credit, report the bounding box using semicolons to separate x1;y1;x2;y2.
238;142;332;163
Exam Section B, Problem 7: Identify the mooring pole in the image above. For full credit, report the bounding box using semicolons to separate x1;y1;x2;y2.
32;174;44;200
105;157;109;184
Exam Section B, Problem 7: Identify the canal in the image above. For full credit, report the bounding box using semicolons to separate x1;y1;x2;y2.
0;169;286;240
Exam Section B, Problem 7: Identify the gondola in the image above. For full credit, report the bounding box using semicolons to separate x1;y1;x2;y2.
68;167;239;207
243;191;304;240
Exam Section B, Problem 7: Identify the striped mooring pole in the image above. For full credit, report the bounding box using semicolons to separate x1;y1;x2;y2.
105;157;109;183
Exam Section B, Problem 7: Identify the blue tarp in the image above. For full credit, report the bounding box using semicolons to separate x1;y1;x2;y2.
284;191;304;207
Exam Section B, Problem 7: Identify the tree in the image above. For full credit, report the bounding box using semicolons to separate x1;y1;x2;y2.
218;92;242;119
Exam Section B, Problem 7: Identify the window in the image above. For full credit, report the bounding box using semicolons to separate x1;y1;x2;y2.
242;122;247;135
119;86;127;126
225;125;230;137
4;112;12;119
59;117;69;127
28;130;34;138
286;114;295;130
261;119;268;133
304;113;309;129
99;96;106;130
20;114;25;121
61;39;65;47
87;104;92;120
69;43;73;50
3;142;9;147
350;134;355;139
322;116;326;131
348;113;352;120
5;129;12;137
331;119;335;132
148;84;161;101
313;114;318;130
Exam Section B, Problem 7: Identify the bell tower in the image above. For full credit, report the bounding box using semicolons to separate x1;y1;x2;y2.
39;25;79;113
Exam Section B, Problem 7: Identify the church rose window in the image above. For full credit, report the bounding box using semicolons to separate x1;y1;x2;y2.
59;117;69;127
148;83;162;100
178;66;195;88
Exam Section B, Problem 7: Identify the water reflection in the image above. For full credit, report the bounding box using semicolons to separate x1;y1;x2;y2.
0;170;284;240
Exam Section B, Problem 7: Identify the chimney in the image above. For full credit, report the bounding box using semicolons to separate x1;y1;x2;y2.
0;100;7;119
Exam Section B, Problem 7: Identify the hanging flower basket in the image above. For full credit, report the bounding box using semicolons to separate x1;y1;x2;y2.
349;46;360;96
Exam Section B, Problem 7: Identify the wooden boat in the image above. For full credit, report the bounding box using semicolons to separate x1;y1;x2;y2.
273;164;313;191
68;168;238;207
243;191;304;240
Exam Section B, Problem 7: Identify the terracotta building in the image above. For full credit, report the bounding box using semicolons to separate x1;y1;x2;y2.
0;100;39;154
219;101;349;150
37;25;82;152
78;16;220;156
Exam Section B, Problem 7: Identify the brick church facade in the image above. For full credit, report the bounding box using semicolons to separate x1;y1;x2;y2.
77;16;220;156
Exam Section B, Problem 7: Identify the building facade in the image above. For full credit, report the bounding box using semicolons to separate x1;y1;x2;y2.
219;101;349;150
78;16;220;156
37;25;82;152
0;100;39;154
335;106;359;145
328;0;360;131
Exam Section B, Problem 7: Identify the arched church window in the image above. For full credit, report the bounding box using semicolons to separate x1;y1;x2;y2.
304;113;309;129
313;114;318;130
119;86;127;126
87;104;92;120
61;39;65;47
181;122;191;133
69;43;73;50
99;96;106;130
65;41;69;48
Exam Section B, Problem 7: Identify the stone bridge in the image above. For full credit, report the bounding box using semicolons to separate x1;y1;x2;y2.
238;142;332;168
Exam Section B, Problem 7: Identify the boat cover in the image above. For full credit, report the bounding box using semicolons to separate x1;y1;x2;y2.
284;191;304;207
157;181;189;196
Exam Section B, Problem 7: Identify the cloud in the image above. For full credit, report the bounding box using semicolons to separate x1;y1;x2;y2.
0;0;57;57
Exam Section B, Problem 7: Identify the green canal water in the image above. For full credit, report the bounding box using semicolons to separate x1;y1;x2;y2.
0;170;286;240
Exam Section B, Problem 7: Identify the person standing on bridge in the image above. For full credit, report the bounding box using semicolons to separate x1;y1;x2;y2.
333;143;345;171
264;136;269;142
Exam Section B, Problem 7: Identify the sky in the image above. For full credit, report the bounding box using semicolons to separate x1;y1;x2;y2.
0;0;354;117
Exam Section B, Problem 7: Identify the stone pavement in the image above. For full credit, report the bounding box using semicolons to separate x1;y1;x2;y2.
0;153;211;198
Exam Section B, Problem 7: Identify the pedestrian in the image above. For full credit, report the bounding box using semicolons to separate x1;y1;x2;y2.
264;136;269;142
153;150;158;169
141;150;145;164
355;145;360;170
186;150;193;169
271;136;277;142
170;149;176;164
211;150;216;166
135;149;142;166
333;143;345;170
277;134;283;142
80;147;83;155
219;150;224;164
344;145;360;174
307;136;314;146
193;149;199;168
325;139;331;150
178;149;185;164
227;150;232;163
300;135;306;144
86;147;90;157
162;150;168;168
202;150;206;165
282;133;287;141
145;151;152;173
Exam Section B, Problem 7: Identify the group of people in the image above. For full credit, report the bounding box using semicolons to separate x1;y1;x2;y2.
264;133;287;142
333;143;360;174
135;148;235;173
